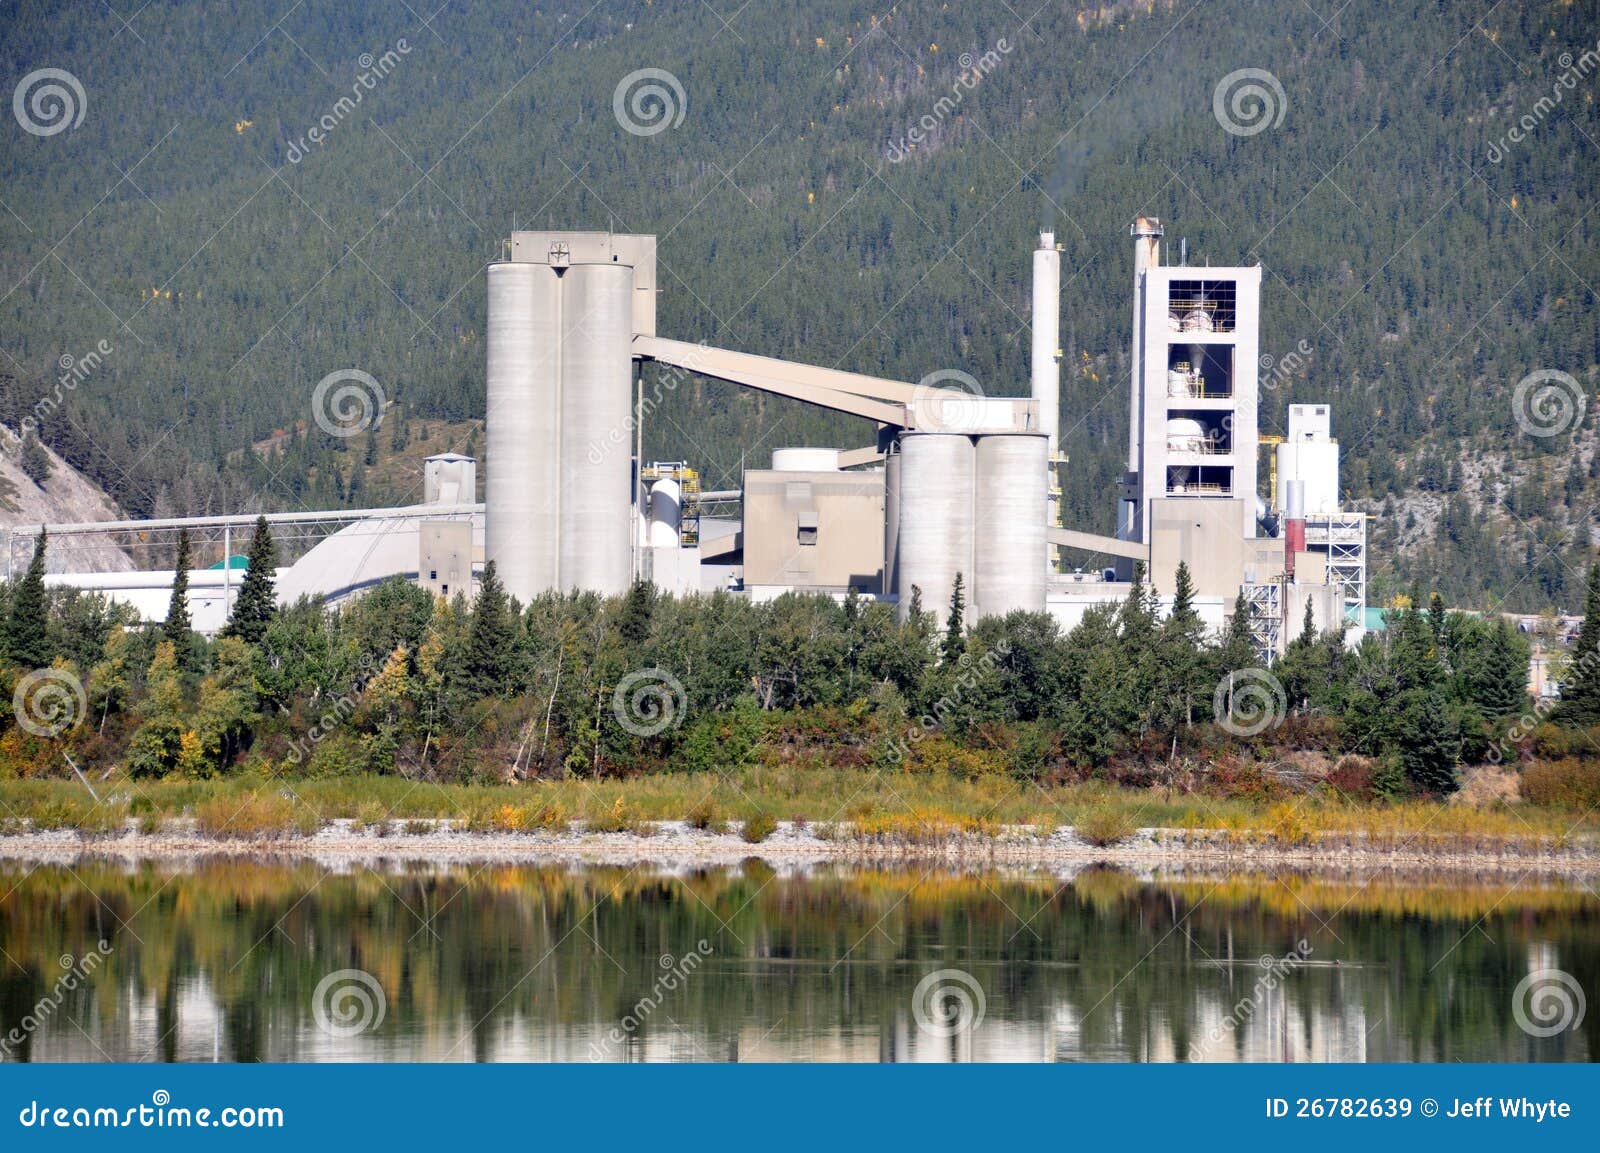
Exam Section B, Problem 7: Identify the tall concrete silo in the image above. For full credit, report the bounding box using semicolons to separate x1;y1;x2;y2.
896;432;975;621
973;433;1047;620
558;263;634;595
485;261;560;601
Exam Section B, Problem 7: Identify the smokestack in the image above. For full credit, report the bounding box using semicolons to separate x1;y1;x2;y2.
1032;230;1061;570
1285;478;1306;580
1031;231;1061;457
1132;216;1163;275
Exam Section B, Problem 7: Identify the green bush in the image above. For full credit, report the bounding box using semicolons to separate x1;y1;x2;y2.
740;812;778;843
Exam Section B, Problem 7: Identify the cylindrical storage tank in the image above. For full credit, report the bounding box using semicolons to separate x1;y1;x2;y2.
882;447;901;598
1167;365;1195;398
973;433;1047;620
895;433;974;622
647;476;682;548
485;262;560;602
1275;439;1341;514
1166;417;1206;453
558;263;634;596
771;447;840;472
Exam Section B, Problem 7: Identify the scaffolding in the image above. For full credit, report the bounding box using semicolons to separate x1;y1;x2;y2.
1303;512;1368;631
1241;581;1282;666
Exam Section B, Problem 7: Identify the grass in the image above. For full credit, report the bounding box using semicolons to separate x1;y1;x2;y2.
1;762;1596;853
1076;808;1140;847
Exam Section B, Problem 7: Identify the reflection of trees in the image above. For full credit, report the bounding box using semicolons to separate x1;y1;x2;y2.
0;862;1593;1062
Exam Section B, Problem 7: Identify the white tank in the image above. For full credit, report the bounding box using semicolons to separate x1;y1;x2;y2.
1167;366;1196;398
896;433;974;622
1166;417;1207;452
771;447;840;472
485;262;560;602
647;476;682;548
1276;439;1341;514
973;433;1047;620
558;263;634;596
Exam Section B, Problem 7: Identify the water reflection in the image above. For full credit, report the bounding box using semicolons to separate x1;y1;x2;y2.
0;859;1594;1063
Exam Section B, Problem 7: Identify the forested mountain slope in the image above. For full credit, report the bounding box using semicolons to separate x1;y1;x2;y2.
0;0;1595;609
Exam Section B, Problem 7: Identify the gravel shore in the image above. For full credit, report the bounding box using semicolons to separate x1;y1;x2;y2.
2;818;1597;878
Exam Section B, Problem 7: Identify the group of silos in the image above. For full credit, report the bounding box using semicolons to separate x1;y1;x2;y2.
484;255;635;601
885;428;1047;623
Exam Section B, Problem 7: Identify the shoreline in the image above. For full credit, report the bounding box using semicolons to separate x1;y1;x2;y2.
2;818;1597;878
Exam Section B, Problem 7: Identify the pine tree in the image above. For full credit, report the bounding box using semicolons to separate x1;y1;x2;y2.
1159;561;1207;726
163;527;193;648
18;430;52;486
1559;563;1600;726
221;516;279;645
1298;596;1317;647
942;572;966;664
3;528;52;668
1218;590;1256;675
616;579;655;646
467;560;516;689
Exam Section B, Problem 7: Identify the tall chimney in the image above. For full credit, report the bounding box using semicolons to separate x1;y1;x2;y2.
1032;230;1062;570
1285;478;1306;580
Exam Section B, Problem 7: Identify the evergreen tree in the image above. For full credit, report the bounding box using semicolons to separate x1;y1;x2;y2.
18;430;52;486
1558;563;1600;726
1217;590;1256;675
1159;561;1207;726
162;527;192;649
616;579;655;646
3;528;52;668
467;560;516;689
221;516;278;645
942;572;966;664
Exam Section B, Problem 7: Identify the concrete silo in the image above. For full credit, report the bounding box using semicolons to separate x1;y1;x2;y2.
557;262;634;595
485;261;560;601
973;433;1047;620
895;432;975;621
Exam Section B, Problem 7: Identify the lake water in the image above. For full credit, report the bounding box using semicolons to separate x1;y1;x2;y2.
0;859;1594;1062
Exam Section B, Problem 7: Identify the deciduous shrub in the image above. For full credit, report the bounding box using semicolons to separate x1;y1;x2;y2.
1521;759;1600;811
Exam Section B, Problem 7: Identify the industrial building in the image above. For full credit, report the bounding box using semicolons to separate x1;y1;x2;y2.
27;217;1367;661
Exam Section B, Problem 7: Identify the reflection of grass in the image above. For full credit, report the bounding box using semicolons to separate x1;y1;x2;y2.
0;766;1596;851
